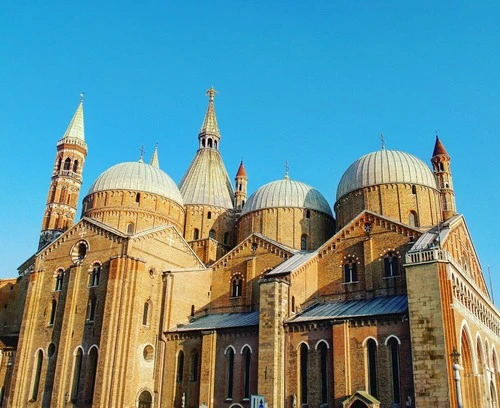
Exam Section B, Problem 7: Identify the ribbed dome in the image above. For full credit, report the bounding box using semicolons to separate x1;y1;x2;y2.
242;177;332;216
336;149;437;201
87;162;184;205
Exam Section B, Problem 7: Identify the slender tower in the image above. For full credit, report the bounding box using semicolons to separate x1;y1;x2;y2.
38;97;88;249
431;135;456;221
234;161;248;210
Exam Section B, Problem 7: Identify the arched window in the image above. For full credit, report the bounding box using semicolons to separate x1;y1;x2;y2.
388;337;401;404
208;138;213;148
191;351;199;382
193;228;199;240
142;301;151;326
214;140;218;149
209;229;215;239
409;211;419;227
300;343;308;405
135;193;141;203
344;259;358;283
72;160;79;173
77;242;87;261
243;346;251;398
384;252;399;277
231;277;243;298
226;347;235;399
90;263;101;286
55;270;64;291
57;157;62;171
366;339;378;398
318;342;328;404
301;234;308;250
30;350;43;401
85;347;98;403
138;390;152;408
87;297;97;322
49;299;57;325
224;232;230;245
305;209;311;219
71;348;83;402
207;211;212;219
177;351;184;383
411;185;417;194
127;223;135;234
64;158;71;171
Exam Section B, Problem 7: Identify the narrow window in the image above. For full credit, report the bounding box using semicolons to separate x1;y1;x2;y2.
208;138;213;148
409;211;419;227
138;391;152;408
226;348;235;399
64;158;71;171
71;348;83;402
135;193;141;203
301;234;308;250
305;209;311;219
209;229;215;239
127;223;135;234
78;242;87;261
388;338;401;404
300;344;308;404
344;260;358;283
411;185;417;194
207;211;212;219
90;263;101;286
384;252;399;277
223;232;230;245
86;347;98;403
367;339;378;398
55;271;64;291
214;140;218;149
72;160;79;173
30;350;43;401
142;302;150;326
243;346;251;399
191;351;199;382
319;342;328;404
291;296;295;313
190;305;195;317
87;298;96;322
177;351;184;382
57;158;62;171
49;299;57;325
231;277;242;297
193;228;199;240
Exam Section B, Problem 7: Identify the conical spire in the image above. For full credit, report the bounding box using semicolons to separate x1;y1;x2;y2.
150;144;160;168
61;95;85;142
432;135;449;157
236;161;247;178
199;87;220;138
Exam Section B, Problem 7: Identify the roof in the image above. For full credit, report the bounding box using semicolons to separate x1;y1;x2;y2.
242;176;333;216
58;100;87;149
87;161;184;205
174;311;259;332
236;161;247;178
409;214;461;251
199;87;220;137
336;149;438;201
267;251;317;276
288;295;408;323
432;136;449;157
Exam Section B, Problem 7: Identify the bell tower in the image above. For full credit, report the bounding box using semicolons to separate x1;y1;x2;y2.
234;161;248;210
38;96;88;249
431;135;456;221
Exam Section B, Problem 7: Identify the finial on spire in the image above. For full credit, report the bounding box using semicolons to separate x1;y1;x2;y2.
284;160;290;179
138;144;145;163
80;92;85;103
150;143;160;167
380;133;386;150
206;87;218;102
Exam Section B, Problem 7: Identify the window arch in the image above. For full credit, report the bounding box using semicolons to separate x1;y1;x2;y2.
85;346;98;403
242;346;251;399
366;338;378;398
72;160;79;173
299;343;309;405
71;347;84;402
193;228;199;240
231;275;243;298
226;346;235;399
209;229;216;239
137;390;153;408
30;349;44;401
90;262;101;287
64;158;71;171
55;269;64;291
301;234;308;250
384;251;400;277
127;223;135;234
409;211;419;227
344;258;358;283
388;337;401;404
318;341;328;404
176;351;184;383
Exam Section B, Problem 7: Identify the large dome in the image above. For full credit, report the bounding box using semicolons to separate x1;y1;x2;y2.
87;161;184;205
336;149;438;201
242;176;332;216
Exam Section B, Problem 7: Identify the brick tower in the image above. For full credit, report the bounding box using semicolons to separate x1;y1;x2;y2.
234;161;248;210
431;135;456;221
38;97;88;249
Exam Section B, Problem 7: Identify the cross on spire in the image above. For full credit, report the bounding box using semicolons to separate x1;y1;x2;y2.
284;160;290;178
80;92;85;103
206;87;218;102
380;133;386;150
138;144;145;162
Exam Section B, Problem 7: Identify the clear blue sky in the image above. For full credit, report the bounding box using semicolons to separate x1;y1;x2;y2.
1;2;499;299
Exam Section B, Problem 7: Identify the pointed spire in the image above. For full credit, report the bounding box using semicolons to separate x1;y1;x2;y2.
432;134;449;157
61;97;85;142
236;160;247;178
199;87;220;138
150;143;160;168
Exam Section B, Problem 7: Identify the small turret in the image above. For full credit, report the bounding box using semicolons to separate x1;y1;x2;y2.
431;135;456;221
39;96;88;249
234;161;248;210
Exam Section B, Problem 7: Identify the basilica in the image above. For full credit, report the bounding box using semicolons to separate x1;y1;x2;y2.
0;89;498;408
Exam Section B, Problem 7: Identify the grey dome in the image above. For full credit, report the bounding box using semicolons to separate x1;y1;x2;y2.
87;162;184;206
242;177;332;216
336;149;438;201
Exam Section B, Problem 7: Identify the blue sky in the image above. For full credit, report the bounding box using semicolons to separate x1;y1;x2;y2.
1;2;499;299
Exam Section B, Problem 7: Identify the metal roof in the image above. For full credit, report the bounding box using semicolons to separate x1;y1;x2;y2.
174;311;259;332
288;295;408;323
267;251;317;276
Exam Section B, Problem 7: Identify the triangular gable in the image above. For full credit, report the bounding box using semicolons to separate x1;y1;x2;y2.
212;232;297;270
318;210;423;256
341;391;380;407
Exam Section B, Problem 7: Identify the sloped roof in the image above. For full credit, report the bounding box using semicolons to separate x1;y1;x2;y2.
267;251;317;276
174;311;259;332
288;295;408;323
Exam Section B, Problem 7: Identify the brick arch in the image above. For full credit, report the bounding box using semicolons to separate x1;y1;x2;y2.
362;336;379;347
314;339;330;350
224;345;236;355
460;325;480;406
240;344;252;354
296;341;310;350
384;335;401;346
